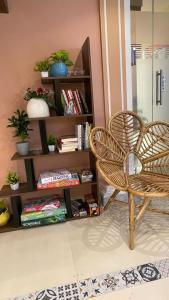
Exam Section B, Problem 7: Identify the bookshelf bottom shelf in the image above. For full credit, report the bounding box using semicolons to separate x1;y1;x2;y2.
0;214;100;234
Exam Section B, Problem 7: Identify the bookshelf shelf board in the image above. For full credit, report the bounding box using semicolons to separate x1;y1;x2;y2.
66;214;99;222
0;214;98;234
42;75;90;83
11;149;91;161
0;181;97;198
29;114;93;121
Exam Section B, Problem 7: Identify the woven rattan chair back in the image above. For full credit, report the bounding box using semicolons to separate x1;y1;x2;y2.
109;111;143;155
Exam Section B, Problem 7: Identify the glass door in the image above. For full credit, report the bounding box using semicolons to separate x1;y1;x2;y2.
153;0;169;122
131;1;153;123
131;0;169;123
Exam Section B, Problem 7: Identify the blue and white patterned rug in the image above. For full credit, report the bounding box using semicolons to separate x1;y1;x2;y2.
11;258;169;300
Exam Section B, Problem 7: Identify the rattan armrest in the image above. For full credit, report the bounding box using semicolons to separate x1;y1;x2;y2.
97;160;128;191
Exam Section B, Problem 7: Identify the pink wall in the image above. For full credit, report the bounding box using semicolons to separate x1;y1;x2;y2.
0;0;105;187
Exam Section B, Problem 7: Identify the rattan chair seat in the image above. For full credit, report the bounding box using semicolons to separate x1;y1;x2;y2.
128;173;169;197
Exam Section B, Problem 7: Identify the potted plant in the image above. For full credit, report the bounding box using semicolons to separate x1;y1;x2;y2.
0;201;10;226
24;87;50;118
34;58;50;78
50;50;73;77
47;134;56;152
7;110;31;155
6;171;20;190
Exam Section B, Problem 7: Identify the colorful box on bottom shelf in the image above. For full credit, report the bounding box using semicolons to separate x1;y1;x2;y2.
22;214;65;228
23;194;61;213
21;205;66;222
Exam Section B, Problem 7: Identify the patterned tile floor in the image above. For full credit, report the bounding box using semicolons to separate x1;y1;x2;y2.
11;258;169;300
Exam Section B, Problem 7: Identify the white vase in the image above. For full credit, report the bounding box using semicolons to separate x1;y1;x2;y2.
10;182;19;191
27;98;50;118
48;145;55;152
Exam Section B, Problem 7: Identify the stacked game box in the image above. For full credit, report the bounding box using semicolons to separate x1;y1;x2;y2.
37;169;80;190
21;194;67;228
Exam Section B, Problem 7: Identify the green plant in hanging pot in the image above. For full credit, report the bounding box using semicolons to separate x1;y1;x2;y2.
7;110;31;156
34;58;50;78
6;171;20;190
0;200;10;226
50;50;73;77
24;87;51;118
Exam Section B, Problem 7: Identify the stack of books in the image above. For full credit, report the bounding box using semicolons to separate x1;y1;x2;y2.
59;136;78;153
61;89;89;115
37;169;80;190
76;122;92;150
21;194;67;228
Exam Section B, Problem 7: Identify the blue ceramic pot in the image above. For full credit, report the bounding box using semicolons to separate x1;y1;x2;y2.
50;62;68;77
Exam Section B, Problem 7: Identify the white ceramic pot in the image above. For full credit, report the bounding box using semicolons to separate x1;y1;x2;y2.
48;145;55;152
10;182;19;191
27;98;50;118
41;71;49;78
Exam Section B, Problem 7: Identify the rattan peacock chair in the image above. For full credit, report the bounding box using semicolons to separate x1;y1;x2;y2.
90;111;169;250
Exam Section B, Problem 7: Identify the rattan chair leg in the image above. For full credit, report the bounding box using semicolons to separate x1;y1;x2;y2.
128;192;135;250
103;189;120;210
135;197;151;223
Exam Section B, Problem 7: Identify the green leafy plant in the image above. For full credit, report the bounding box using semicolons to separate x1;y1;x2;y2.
7;110;31;142
50;50;73;66
47;134;56;145
34;59;50;72
6;171;19;185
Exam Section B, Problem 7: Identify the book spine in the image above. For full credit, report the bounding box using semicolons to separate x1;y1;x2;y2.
84;122;91;149
59;149;76;153
72;90;80;114
79;90;89;114
76;124;83;150
61;93;67;113
22;215;65;228
73;90;81;114
66;89;77;114
62;89;69;106
61;138;78;143
75;90;84;114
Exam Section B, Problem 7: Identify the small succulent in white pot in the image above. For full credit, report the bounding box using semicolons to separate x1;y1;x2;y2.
7;171;20;191
34;58;50;78
47;134;57;152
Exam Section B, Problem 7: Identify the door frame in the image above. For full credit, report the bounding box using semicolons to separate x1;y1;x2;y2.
99;0;132;122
